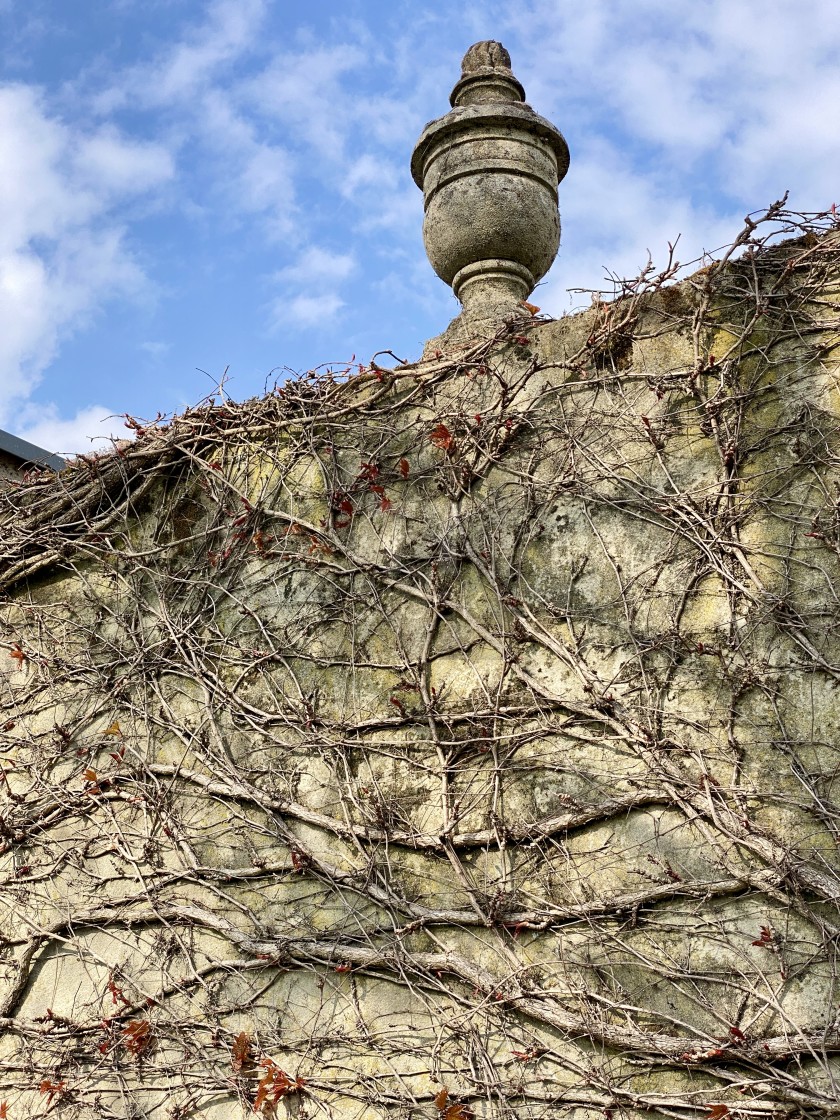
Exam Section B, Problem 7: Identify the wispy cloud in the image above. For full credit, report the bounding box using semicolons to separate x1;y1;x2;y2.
542;140;738;309
140;340;171;360
96;0;267;111
268;246;357;329
281;293;346;329
92;0;296;241
197;87;297;239
243;44;366;165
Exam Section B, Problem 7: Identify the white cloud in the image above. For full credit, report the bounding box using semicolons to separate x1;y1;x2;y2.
0;82;173;429
341;154;390;198
243;44;366;164
97;0;267;111
514;0;840;189
140;340;171;359
269;247;356;329
152;0;265;102
280;293;345;328
273;247;356;288
74;127;174;198
15;403;131;457
198;87;297;239
92;3;296;243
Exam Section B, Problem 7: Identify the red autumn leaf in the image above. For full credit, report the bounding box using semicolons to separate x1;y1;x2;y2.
231;1031;251;1072
9;646;25;665
0;1101;8;1118
39;1081;65;1105
707;1107;729;1120
121;1019;152;1057
107;975;131;1007
521;300;540;315
253;1073;271;1113
334;962;352;973
729;1026;746;1042
272;1070;292;1100
430;423;454;451
253;1060;303;1113
399;458;410;478
380;495;392;512
752;925;773;946
390;696;406;717
445;1106;470;1120
433;1088;471;1120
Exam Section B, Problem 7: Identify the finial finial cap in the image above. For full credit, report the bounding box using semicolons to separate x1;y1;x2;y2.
450;39;525;106
461;40;512;72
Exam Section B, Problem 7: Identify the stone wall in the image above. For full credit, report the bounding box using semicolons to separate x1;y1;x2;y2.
1;223;839;1119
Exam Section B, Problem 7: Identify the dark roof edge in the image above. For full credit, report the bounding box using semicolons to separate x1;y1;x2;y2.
0;427;66;472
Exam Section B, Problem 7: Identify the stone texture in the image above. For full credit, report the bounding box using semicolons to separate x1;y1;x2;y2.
0;229;838;1118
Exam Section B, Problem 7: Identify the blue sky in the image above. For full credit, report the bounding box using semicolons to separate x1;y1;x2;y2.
1;0;838;454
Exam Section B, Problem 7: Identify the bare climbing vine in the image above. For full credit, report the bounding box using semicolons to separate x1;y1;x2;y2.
1;202;839;1119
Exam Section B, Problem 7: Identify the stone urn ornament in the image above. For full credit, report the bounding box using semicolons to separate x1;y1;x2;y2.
412;41;569;344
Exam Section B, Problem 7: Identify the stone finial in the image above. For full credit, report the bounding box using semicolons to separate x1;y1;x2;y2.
411;41;569;335
450;41;525;107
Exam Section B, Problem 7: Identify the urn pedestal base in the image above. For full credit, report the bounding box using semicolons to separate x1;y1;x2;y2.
422;258;536;358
